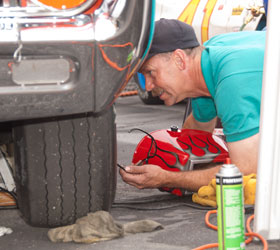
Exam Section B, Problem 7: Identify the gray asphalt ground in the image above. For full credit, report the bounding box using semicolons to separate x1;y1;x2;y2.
1;94;280;250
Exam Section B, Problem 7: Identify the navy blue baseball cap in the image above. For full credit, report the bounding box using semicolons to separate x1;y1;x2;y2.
147;18;200;60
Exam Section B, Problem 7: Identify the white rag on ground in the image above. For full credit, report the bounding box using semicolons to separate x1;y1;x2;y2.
0;226;12;237
48;210;163;244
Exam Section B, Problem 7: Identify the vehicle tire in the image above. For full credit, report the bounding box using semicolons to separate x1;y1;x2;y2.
134;74;163;105
12;106;117;228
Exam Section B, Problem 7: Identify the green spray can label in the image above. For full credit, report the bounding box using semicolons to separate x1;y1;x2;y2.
216;163;245;250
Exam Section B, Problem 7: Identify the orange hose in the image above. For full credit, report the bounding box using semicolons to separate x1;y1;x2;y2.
205;210;217;230
193;243;218;250
245;232;268;249
118;90;138;97
245;214;254;244
193;210;268;250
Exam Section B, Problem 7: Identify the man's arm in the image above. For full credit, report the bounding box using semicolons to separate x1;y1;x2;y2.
183;112;217;132
120;164;220;192
184;112;259;174
120;133;259;192
227;133;259;175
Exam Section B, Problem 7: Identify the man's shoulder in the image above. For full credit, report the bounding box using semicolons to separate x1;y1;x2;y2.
202;32;265;73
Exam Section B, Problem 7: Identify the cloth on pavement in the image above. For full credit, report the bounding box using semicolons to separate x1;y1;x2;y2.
0;226;13;237
192;174;256;207
48;210;163;244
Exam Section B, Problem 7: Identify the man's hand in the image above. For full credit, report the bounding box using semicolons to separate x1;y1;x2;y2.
119;163;221;192
119;164;168;189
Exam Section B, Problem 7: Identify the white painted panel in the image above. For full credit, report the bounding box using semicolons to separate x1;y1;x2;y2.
254;0;280;240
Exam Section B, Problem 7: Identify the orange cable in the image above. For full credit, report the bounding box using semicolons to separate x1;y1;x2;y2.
193;210;268;250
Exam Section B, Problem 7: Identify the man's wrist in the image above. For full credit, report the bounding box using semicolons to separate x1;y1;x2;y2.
161;170;179;188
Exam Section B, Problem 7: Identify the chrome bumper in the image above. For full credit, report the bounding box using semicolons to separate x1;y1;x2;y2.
0;0;154;121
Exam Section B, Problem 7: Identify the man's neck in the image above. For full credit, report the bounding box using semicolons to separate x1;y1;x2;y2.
190;49;211;97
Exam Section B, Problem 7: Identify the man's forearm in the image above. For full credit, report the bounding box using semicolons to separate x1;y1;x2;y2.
162;165;221;192
183;112;217;133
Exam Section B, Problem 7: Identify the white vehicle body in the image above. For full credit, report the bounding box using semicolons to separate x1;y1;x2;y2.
156;0;265;44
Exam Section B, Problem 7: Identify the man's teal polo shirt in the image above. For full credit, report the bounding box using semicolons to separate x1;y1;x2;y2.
191;31;266;142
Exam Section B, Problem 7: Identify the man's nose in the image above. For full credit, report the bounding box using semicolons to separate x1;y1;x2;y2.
145;78;154;91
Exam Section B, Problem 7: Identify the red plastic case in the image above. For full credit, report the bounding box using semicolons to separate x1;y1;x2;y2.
132;128;229;196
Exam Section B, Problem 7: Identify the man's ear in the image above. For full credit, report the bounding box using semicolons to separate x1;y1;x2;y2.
173;49;186;70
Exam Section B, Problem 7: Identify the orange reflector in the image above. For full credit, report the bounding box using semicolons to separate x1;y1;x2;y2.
38;0;87;9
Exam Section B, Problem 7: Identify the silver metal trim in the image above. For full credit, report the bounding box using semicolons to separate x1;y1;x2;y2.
12;58;71;85
0;83;75;94
0;0;97;17
134;0;150;58
188;158;213;171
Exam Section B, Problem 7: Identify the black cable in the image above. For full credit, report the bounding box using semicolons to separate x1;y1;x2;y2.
129;128;158;164
112;201;216;211
117;163;127;172
182;98;192;127
129;128;181;169
113;195;254;212
113;193;216;211
114;194;184;204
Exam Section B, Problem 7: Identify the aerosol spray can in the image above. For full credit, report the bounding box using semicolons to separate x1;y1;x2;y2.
216;161;245;250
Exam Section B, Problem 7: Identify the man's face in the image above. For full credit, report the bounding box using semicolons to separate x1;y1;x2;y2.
140;53;184;106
